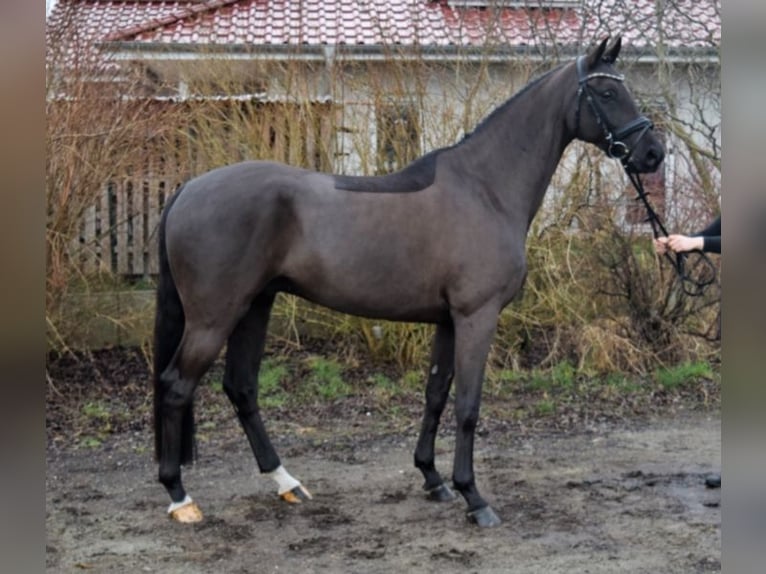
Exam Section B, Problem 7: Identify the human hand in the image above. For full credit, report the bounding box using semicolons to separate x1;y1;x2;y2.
653;237;669;255
666;234;704;253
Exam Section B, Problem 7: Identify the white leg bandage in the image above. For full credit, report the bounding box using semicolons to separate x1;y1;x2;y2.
266;465;301;495
167;494;194;514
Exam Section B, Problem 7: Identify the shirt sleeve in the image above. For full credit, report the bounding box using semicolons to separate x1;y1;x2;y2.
694;215;721;254
702;236;720;254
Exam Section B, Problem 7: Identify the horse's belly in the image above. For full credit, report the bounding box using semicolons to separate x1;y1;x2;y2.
289;278;449;324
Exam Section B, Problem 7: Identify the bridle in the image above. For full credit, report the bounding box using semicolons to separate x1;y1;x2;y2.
574;56;717;298
574;56;654;168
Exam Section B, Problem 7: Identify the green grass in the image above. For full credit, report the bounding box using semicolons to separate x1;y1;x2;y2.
202;358;289;406
602;372;642;393
80;400;113;434
368;372;394;389
654;361;714;390
522;361;578;392
79;436;103;448
400;370;422;392
527;369;552;390
496;369;524;384
78;401;112;448
306;356;351;400
488;368;524;395
535;398;555;416
367;372;396;399
550;361;576;388
259;359;289;407
82;401;110;420
209;379;224;393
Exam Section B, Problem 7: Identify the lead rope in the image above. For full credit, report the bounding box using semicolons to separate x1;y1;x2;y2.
625;168;717;297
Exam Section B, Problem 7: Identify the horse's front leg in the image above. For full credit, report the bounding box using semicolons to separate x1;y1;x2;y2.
414;321;457;502
451;304;501;527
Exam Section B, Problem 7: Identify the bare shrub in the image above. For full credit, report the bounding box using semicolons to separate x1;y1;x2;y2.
46;2;720;375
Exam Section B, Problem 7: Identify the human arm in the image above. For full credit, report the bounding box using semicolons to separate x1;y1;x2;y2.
653;215;720;255
692;215;720;254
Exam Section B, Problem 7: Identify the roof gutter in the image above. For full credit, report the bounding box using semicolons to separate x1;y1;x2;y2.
101;41;720;65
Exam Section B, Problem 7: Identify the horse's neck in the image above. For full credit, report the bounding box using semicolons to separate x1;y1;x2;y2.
446;71;573;223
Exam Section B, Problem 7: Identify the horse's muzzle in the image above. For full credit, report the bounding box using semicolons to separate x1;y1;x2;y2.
626;140;665;174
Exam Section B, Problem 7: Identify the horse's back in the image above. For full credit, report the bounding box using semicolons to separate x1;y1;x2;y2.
180;160;330;200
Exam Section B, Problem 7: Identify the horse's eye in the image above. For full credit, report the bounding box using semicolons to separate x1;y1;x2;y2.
601;89;616;100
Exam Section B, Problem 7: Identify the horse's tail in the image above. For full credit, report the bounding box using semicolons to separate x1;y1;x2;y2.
153;185;195;464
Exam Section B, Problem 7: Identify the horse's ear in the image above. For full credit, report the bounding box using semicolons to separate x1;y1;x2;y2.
586;36;610;69
603;34;622;64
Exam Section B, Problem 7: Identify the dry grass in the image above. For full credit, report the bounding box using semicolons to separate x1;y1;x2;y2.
46;26;720;375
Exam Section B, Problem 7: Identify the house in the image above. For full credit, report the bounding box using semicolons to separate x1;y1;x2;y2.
46;0;720;277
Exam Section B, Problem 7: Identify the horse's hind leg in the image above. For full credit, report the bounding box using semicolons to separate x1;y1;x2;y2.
223;293;311;504
158;326;228;522
414;321;457;502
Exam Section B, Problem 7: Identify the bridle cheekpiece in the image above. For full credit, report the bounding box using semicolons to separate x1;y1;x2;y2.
574;56;654;170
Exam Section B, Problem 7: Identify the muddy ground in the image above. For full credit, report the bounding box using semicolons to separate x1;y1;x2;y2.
46;348;720;573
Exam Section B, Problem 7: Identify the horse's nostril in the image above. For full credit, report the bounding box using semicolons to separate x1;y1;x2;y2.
646;147;664;168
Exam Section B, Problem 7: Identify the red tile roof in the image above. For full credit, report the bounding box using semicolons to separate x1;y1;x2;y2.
47;0;720;67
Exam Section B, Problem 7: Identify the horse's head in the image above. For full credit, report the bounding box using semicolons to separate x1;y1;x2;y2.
568;35;665;174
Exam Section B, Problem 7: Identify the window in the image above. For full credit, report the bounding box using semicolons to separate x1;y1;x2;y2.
376;103;421;174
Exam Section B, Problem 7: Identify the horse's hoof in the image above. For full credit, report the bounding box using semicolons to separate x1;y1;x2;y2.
426;483;457;502
169;500;203;523
466;506;501;528
280;485;313;504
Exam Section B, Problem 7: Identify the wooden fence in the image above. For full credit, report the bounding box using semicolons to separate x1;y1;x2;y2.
76;101;336;277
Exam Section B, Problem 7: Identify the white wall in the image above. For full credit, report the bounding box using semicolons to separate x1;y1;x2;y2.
330;58;720;231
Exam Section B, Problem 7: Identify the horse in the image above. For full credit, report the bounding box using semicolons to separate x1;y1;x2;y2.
153;35;664;528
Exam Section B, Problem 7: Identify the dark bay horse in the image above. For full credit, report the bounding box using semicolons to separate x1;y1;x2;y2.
153;36;664;528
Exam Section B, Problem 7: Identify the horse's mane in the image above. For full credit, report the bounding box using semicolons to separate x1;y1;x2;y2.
458;62;565;142
333;62;566;193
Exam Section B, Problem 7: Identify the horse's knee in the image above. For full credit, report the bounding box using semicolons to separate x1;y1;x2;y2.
223;384;260;416
158;369;195;409
455;405;480;433
160;385;194;411
425;387;450;412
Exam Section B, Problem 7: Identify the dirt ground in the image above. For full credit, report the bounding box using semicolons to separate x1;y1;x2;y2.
46;349;721;573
